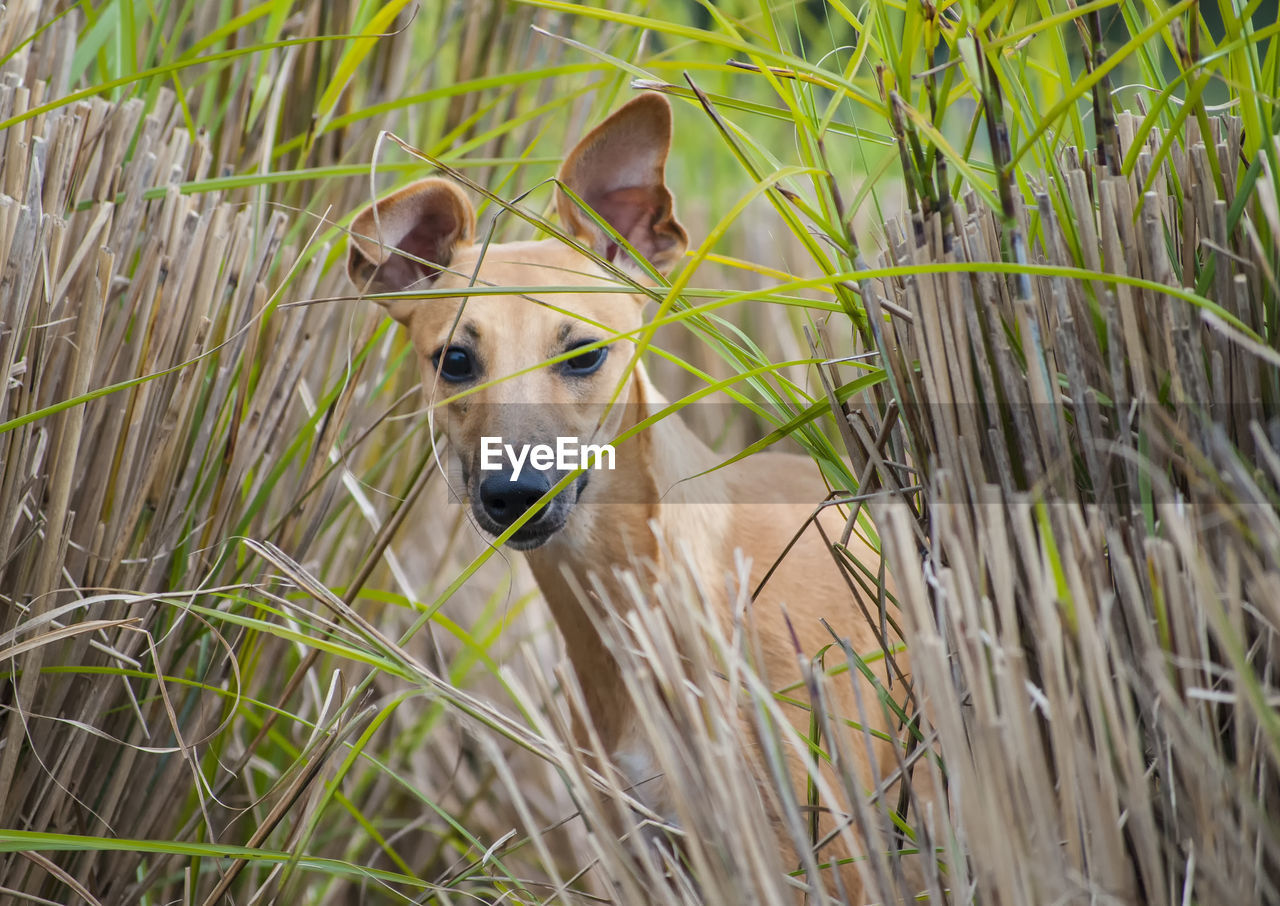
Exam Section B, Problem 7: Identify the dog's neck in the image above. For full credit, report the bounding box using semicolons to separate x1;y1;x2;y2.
523;366;728;752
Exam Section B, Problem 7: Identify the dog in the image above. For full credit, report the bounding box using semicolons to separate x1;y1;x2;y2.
346;93;923;901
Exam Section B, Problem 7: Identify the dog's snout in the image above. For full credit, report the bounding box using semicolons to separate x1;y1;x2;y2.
479;470;552;528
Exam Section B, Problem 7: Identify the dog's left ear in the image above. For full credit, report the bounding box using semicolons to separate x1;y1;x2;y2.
557;94;688;277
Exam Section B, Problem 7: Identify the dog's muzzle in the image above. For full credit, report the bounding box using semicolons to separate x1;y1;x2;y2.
468;465;589;550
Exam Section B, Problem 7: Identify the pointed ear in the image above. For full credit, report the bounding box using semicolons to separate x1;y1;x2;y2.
557;94;688;278
347;177;476;323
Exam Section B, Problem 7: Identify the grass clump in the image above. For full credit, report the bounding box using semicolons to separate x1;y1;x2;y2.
2;0;1279;904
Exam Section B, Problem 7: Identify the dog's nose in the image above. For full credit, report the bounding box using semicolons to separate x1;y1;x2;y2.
478;470;552;528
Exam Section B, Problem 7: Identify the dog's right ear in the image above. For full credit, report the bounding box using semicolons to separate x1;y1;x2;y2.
347;177;476;324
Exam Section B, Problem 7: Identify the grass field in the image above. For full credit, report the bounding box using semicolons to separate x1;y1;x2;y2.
2;0;1279;903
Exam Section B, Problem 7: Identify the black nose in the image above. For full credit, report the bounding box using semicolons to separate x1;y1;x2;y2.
478;470;552;528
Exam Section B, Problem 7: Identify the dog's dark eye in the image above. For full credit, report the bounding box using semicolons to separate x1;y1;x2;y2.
432;346;476;382
562;343;607;376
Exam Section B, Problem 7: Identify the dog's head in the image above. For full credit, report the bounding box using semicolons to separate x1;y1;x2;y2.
346;94;687;549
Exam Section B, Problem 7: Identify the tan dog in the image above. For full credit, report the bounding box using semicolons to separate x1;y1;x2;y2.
347;95;920;901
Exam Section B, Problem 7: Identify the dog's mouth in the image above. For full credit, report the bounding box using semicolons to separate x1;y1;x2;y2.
498;522;560;551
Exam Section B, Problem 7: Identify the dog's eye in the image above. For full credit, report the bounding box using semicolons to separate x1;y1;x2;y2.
432;346;476;382
562;343;607;376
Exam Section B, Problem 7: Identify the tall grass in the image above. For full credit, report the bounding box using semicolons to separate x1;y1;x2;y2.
1;0;1278;904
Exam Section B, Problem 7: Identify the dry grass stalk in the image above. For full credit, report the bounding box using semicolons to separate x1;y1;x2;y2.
860;110;1280;904
0;9;451;903
4;1;1279;904
0;15;344;902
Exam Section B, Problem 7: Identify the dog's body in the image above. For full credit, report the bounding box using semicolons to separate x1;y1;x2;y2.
347;95;918;901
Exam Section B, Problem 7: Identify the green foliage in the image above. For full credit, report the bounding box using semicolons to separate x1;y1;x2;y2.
2;0;1278;902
